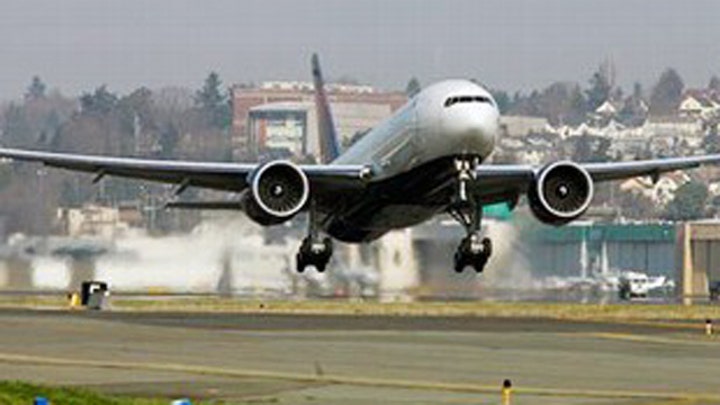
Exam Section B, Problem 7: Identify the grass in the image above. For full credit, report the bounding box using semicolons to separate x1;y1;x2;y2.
110;298;720;322
3;294;720;323
0;381;209;405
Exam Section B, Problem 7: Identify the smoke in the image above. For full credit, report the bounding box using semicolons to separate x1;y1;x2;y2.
481;219;535;289
28;215;299;293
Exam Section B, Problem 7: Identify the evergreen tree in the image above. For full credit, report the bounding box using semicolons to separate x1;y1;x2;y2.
664;181;708;221
649;68;684;116
490;89;511;114
195;72;230;129
585;69;612;111
25;76;46;101
79;85;118;115
709;75;720;92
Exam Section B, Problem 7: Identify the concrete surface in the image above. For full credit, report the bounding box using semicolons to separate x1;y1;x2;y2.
0;309;719;404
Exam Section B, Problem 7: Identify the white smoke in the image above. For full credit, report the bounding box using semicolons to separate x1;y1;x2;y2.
481;220;535;289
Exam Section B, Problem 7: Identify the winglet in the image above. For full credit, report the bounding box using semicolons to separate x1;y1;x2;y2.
312;54;341;163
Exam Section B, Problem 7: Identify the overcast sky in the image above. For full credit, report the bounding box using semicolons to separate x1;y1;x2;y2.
1;0;719;99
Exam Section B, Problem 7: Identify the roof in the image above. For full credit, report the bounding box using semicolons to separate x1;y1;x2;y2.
249;101;312;113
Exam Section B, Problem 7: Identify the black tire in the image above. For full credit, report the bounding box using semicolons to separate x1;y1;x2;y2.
323;237;333;256
453;252;465;273
473;255;488;273
482;238;493;258
295;253;306;273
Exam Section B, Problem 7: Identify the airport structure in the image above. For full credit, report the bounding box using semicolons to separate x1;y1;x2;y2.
231;81;407;160
2;214;720;303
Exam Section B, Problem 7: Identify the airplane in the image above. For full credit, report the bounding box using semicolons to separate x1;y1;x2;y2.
2;54;720;273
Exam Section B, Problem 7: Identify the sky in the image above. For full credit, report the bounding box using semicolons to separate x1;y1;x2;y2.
1;0;719;99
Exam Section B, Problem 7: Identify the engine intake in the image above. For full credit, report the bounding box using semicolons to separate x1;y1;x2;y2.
528;161;594;225
242;161;309;225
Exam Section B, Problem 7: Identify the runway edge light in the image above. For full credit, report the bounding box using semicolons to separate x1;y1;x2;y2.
501;379;512;405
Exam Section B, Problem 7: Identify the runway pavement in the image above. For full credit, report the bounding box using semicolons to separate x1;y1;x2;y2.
0;308;719;404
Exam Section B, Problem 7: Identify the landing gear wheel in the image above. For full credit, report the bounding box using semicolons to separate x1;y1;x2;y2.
295;236;333;273
482;237;492;258
296;253;306;273
453;251;466;273
453;236;492;273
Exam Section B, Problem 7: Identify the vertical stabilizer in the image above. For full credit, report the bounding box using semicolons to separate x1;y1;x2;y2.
312;54;341;163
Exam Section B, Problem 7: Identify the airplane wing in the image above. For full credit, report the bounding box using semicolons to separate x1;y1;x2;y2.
474;154;720;202
0;148;368;193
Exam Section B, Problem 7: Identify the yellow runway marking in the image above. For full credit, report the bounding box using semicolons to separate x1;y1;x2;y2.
575;332;720;346
0;352;719;402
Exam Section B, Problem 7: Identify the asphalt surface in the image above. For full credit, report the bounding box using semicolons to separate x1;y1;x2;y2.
0;308;719;404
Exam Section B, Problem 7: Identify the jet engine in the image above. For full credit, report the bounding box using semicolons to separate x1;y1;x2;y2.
242;161;310;225
528;161;594;225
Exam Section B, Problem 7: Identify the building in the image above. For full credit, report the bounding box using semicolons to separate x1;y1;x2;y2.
499;115;551;137
57;204;131;238
231;82;407;160
679;90;720;119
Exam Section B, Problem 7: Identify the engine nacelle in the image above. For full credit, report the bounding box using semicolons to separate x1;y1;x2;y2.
242;160;309;226
528;161;594;226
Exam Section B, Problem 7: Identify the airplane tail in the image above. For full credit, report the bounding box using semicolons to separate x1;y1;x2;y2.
312;54;341;163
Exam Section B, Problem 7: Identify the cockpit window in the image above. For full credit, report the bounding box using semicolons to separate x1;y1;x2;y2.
444;95;493;108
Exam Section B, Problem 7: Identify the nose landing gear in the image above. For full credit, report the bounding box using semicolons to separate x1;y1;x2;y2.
449;157;492;273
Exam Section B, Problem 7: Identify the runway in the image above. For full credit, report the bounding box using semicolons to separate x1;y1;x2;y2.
0;308;719;404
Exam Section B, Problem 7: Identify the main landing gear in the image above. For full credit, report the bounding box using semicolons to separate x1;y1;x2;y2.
449;158;492;273
296;202;333;273
296;236;333;273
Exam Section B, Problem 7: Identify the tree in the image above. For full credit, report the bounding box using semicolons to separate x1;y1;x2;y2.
490;89;511;114
25;76;46;101
80;85;118;115
649;68;684;116
1;103;31;147
195;72;230;129
709;75;720;92
632;82;644;100
159;122;180;158
572;133;611;162
617;190;656;219
664;181;709;221
405;77;421;98
585;69;612;111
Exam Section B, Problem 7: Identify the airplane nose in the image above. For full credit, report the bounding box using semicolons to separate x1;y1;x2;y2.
442;105;498;152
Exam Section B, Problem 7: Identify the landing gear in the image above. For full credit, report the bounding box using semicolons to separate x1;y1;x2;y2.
296;200;333;273
453;234;492;273
449;157;492;273
296;236;333;273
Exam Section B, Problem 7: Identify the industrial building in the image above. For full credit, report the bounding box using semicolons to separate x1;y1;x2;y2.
231;82;407;160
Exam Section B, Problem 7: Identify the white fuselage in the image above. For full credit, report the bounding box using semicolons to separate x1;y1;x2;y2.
333;80;500;178
322;80;501;242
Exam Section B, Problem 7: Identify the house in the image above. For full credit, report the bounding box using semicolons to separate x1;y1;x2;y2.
679;90;720;119
619;171;690;205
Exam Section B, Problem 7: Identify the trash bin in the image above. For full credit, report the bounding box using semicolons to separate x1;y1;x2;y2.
80;281;109;310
